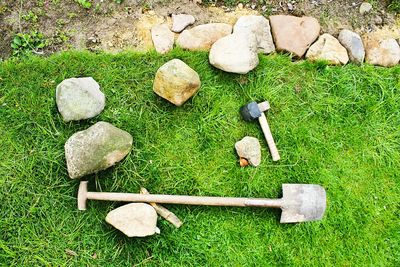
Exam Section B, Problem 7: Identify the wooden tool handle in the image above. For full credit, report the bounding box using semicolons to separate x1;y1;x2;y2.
86;192;282;208
258;113;280;161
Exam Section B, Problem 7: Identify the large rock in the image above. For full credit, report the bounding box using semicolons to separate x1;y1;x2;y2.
233;15;275;54
176;23;232;50
235;136;261;167
65;122;133;179
171;14;195;33
209;33;259;74
269;15;320;58
106;203;159;237
151;24;174;54
338;29;365;64
153;59;201;106
56;77;105;122
364;35;400;67
306;33;349;65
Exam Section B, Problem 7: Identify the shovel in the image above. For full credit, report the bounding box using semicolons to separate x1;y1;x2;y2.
78;181;326;223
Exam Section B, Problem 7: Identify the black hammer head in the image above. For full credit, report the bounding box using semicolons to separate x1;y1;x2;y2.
240;101;262;121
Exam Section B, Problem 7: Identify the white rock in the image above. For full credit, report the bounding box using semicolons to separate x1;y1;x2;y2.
235;136;261;167
209;32;259;74
106;203;159;237
360;2;372;15
151;24;174;54
306;33;349;65
233;15;275;54
338;29;365;64
56;77;105;122
171;14;195;33
176;23;232;51
364;37;400;67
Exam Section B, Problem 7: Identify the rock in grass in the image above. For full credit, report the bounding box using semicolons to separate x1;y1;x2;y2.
56;77;105;122
65;122;133;179
106;203;159;237
233;15;275;54
153;59;201;106
364;36;400;67
151;24;174;54
176;23;232;50
209;32;259;74
269;15;320;58
171;14;195;33
235;136;261;167
306;33;349;65
338;29;365;64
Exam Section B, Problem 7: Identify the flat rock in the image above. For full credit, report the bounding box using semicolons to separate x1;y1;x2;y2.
360;2;372;15
209;32;259;74
56;77;105;122
151;24;174;54
153;59;201;106
338;29;365;64
65;122;133;179
235;136;261;167
269;15;320;58
306;33;349;65
106;203;158;237
364;35;400;67
233;15;275;54
171;14;195;33
176;23;232;50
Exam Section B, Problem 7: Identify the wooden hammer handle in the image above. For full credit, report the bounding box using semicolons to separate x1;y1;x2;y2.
258;113;280;161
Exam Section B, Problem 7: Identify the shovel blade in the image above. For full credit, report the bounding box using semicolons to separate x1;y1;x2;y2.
280;184;326;223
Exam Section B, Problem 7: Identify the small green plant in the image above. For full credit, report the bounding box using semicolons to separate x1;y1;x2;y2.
75;0;92;9
115;0;123;3
388;0;400;12
22;11;39;23
11;31;47;56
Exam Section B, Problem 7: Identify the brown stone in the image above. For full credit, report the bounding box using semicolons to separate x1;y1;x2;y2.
364;33;400;67
269;15;320;58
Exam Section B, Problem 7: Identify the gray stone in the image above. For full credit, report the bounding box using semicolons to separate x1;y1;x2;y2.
65;122;133;179
153;59;201;106
171;14;195;33
209;32;259;74
338;29;365;64
106;203;159;237
233;15;275;54
360;2;372;15
151;24;174;54
176;23;232;51
235;136;261;167
56;77;105;122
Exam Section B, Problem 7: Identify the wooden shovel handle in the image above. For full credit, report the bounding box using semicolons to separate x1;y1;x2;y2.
258;113;280;161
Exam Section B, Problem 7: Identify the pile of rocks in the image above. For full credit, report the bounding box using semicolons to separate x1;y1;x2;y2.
151;13;400;71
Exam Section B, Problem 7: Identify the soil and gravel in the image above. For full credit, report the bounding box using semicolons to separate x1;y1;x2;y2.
0;0;398;60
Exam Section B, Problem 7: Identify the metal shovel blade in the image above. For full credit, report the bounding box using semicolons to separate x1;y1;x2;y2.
280;184;326;223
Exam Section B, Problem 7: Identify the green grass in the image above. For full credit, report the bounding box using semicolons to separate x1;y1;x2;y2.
0;50;399;266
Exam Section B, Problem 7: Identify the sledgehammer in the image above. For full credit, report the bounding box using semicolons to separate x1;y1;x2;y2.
78;181;326;223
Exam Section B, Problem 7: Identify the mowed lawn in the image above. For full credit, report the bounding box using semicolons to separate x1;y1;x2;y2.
0;50;399;266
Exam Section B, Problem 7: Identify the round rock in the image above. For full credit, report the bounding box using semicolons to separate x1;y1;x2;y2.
233;15;275;54
56;77;105;122
209;32;259;74
106;203;158;237
235;136;261;167
306;33;349;65
65;121;133;179
338;29;365;64
364;35;400;67
153;59;201;106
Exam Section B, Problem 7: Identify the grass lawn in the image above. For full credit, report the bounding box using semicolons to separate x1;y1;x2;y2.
0;50;399;266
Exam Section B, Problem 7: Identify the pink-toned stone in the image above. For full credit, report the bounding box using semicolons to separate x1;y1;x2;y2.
176;23;232;51
269;15;320;58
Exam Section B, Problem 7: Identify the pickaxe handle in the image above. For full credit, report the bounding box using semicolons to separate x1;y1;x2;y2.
258;113;280;161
